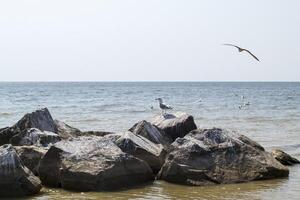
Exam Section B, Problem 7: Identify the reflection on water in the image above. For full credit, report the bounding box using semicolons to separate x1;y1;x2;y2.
22;165;299;200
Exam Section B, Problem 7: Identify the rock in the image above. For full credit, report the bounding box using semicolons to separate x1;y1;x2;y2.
0;144;42;197
54;120;82;139
81;130;115;137
129;120;172;147
14;108;57;133
0;108;57;145
272;149;300;166
10;128;60;147
38;136;154;191
55;119;114;139
158;128;289;186
150;113;197;142
15;145;47;175
0;127;14;145
115;131;166;173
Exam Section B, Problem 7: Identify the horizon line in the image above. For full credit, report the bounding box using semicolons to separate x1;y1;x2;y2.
0;80;299;83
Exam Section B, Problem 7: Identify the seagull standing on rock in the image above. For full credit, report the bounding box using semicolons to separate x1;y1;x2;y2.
155;98;173;115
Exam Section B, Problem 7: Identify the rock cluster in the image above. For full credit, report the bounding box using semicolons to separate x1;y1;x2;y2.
0;108;296;197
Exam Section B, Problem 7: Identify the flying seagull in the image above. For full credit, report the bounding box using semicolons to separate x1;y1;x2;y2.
223;44;260;61
155;98;173;115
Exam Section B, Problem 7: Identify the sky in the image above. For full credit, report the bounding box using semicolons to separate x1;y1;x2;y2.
0;0;299;81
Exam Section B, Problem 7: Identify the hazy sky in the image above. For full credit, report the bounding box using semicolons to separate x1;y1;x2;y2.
0;0;299;81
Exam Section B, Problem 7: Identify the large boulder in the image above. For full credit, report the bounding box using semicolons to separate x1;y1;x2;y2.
0;108;57;145
271;149;300;166
150;113;197;142
0;144;42;197
38;136;154;191
115;131;166;173
15;145;47;175
10;128;60;147
158;128;289;185
129;120;172;147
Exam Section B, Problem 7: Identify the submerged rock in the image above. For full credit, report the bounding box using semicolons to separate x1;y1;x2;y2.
115;131;166;173
15;145;47;175
38;136;154;191
150;113;197;142
272;149;300;166
158;128;289;185
129;120;172;147
0;144;42;197
10;128;60;147
0;108;57;145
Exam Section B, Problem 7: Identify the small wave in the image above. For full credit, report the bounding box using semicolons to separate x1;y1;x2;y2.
74;118;101;123
0;112;12;116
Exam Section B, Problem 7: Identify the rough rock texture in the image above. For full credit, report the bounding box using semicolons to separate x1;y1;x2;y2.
272;149;300;166
150;113;197;142
0;144;42;197
55;119;114;139
158;128;289;185
81;131;115;137
10;128;60;147
0;108;57;145
15;145;47;175
129;120;172;147
54;120;81;139
38;136;154;191
115;131;166;173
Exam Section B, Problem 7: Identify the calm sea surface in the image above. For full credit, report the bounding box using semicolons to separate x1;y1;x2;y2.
0;82;299;200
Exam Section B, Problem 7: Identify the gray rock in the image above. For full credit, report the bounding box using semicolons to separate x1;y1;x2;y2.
54;120;82;139
38;136;154;191
0;108;57;145
0;144;42;197
81;130;115;137
115;131;166;173
15;145;47;175
10;128;60;147
129;120;172;147
55;119;114;139
158;128;289;186
150;113;197;142
272;149;300;166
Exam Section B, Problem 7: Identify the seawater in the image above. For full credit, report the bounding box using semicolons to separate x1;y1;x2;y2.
0;82;299;200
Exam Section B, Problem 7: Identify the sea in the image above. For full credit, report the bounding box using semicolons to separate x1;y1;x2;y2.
0;82;299;200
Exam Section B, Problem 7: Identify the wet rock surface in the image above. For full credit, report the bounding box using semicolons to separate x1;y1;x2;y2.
150;113;197;142
115;131;166;173
158;128;289;185
0;144;42;197
272;149;300;166
38;136;154;191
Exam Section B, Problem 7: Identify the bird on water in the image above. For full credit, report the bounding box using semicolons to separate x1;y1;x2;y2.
155;98;173;115
223;44;260;61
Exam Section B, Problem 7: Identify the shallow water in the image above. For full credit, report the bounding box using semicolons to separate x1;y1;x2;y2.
0;82;299;199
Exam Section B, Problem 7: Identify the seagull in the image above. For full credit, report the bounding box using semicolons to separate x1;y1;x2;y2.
223;44;260;61
155;98;173;115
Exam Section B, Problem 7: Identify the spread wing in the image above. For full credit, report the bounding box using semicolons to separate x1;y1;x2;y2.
222;43;241;50
244;49;260;61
